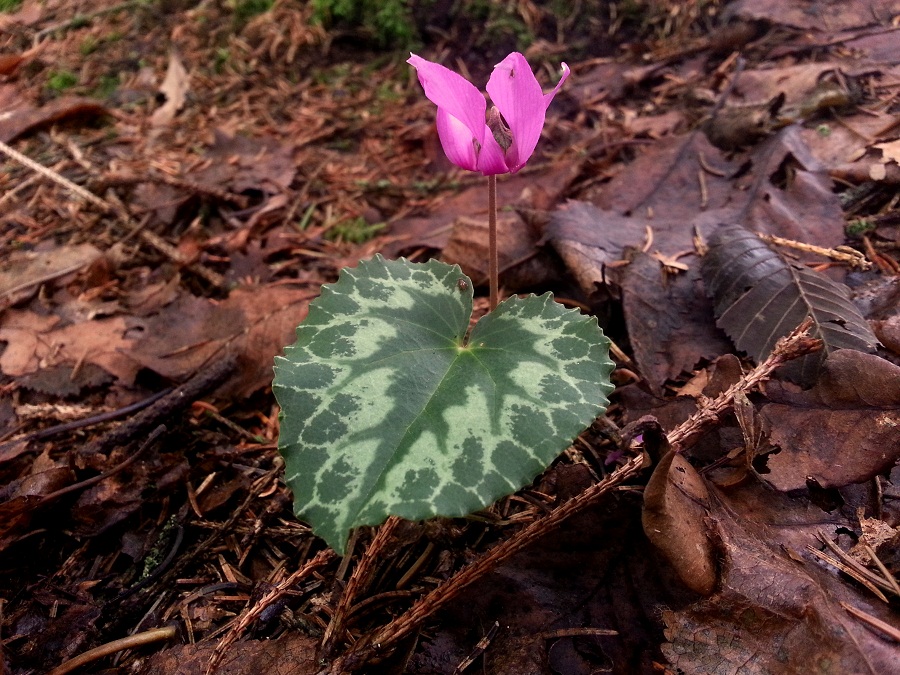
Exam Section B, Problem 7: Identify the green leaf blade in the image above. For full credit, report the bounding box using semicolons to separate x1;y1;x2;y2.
274;256;614;554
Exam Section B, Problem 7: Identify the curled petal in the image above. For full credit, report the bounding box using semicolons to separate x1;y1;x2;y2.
486;53;546;172
476;131;509;175
409;52;569;176
435;109;479;171
408;54;486;153
544;62;570;108
487;54;570;173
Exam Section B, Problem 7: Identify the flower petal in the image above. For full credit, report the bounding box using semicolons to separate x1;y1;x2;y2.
544;62;570;108
435;109;479;171
408;54;486;151
486;54;570;173
486;53;546;172
476;130;509;175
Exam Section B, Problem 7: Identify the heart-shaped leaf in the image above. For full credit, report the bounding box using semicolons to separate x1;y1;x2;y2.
273;255;614;554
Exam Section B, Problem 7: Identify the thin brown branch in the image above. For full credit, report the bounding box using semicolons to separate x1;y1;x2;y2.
840;602;900;642
320;517;403;659
0;138;226;288
755;232;872;271
47;626;177;675
666;318;821;454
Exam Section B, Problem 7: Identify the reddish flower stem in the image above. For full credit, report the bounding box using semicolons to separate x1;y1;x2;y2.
488;174;498;311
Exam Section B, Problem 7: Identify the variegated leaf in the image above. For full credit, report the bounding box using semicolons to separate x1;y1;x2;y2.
273;255;614;554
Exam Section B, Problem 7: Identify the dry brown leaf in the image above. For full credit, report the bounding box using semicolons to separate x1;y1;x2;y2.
0;309;138;384
759;405;900;491
442;214;561;291
0;243;102;308
728;63;844;110
596;133;737;221
643;449;718;596
0;452;74;549
620;252;731;392
71;451;188;536
150;52;190;127
758;351;900;492
0;95;108;143
876;139;900;166
141;634;319;675
0;53;24;76
729;0;898;32
850;515;900;566
873;314;900;356
194;129;296;196
0;1;42;31
662;481;900;674
129;284;313;399
387;159;578;261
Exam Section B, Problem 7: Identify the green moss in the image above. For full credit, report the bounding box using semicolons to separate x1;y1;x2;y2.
80;36;100;56
229;0;274;24
214;47;231;74
80;29;124;56
485;13;533;51
93;73;120;99
845;219;875;238
327;217;386;244
311;0;417;47
47;70;79;93
0;0;23;12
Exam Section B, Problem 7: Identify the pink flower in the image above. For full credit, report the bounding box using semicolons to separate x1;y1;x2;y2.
408;52;570;175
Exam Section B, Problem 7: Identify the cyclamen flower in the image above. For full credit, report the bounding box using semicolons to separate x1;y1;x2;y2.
408;52;570;175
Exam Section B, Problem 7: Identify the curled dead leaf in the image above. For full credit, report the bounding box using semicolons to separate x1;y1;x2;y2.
642;449;718;596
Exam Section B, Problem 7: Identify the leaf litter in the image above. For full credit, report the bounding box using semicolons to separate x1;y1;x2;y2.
1;1;900;674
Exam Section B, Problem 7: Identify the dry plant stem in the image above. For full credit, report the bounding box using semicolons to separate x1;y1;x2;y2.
806;545;889;602
666;318;820;454
862;542;900;598
0;138;109;210
755;232;872;271
47;626;177;675
148;465;287;613
320;517;403;659
320;453;646;674
488;174;499;311
33;1;144;44
205;549;334;675
810;531;898;600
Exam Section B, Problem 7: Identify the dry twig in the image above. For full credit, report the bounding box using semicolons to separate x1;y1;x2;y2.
205;549;334;675
755;232;872;271
320;516;403;659
0;138;226;288
47;626;177;675
666;318;821;453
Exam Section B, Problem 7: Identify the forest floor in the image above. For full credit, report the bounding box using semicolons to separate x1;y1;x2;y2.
1;0;900;673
